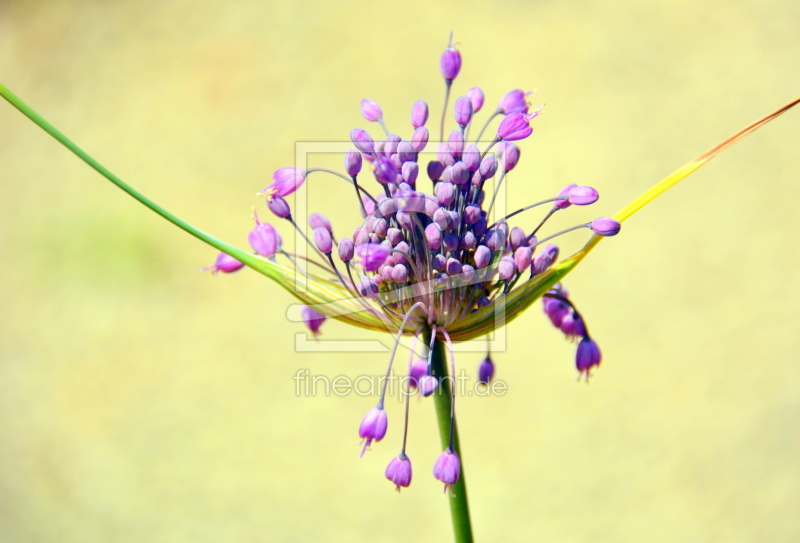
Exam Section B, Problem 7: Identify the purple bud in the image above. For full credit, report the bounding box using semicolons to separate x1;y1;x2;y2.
440;38;462;81
359;406;388;456
355;243;390;271
411;126;429;152
380;265;394;283
393;242;410;264
360;98;383;122
576;337;602;379
427;160;444;181
301;305;326;339
497;89;531;114
555;183;578;209
409;357;427;388
425;223;443;249
248;215;279;257
477;295;491;308
433;208;450;230
387;227;404;246
543;297;570;328
498;256;515;280
454;96;473;126
446;257;462;276
397;141;416;164
440;165;453;184
373;156;398;185
480;155;498;178
309;212;332;233
591;217;621;237
448;130;464;158
401;161;419;185
354;227;370;245
484;229;506;252
267;195;291;219
392;264;409;283
374;218;388;238
411;100;429;128
202;252;244;274
514;246;532;273
350;129;375;154
509;227;526;251
443;232;459;252
419;375;439;397
344;150;363;178
473;216;487;237
369;233;380;245
473;245;491;269
432;254;447;273
568;186;599;206
385;454;413;491
500;143;521;171
532;243;559;275
383;134;401;156
467;86;484;113
361;196;376;218
260;167;306;201
451;162;469;185
460;264;475;283
359;276;380;299
560;312;586;339
338;237;354;262
460;231;476;250
313;226;333;254
497;112;532;141
436;182;456;206
462;205;479;225
462;144;481;172
478;355;495;385
433;448;460;493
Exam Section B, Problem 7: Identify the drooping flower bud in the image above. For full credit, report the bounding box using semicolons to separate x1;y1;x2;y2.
300;305;326;339
433;448;461;494
560;311;586;340
350;128;375;154
359;276;380;298
266;195;291;219
454;96;473;127
338;237;354;262
575;337;602;380
543;296;570;328
427;160;444;181
497;89;531;114
467;86;484;113
259;167;306;202
355;243;390;271
591;217;621;236
568;186;599;206
532;243;559;275
385;454;413;491
478;355;495;385
360;98;383;122
359;406;388;456
202;252;244;274
313;226;333;254
409;357;428;389
500;143;521;171
555;183;578;209
497;112;533;141
344;149;363;176
248;214;279;257
419;374;439;397
411;100;429;128
411;126;429;152
440;36;462;81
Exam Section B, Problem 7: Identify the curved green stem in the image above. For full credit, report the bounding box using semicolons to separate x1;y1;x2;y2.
427;331;474;543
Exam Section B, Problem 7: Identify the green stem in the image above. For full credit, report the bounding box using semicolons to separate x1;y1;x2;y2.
0;82;259;270
427;330;474;543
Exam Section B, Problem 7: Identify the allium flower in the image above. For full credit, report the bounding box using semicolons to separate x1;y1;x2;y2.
3;31;797;543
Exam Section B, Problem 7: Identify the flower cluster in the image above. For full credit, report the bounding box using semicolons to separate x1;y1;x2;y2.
203;33;620;493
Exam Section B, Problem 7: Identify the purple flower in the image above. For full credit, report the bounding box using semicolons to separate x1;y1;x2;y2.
385;454;413;491
543;296;570;328
359;406;388;457
532;243;559;275
433;448;460;494
202;252;244;274
427;160;444;181
555;183;578;209
409;357;427;389
500;143;521;171
411;100;429;128
497;89;531;114
560;312;586;340
355;243;390;272
350;128;375;154
267;195;291;219
301;305;326;339
314;227;333;254
467;86;484;113
568;186;599;206
248;213;279;257
478;355;495;385
514;247;532;273
411;126;429;152
309;212;332;232
497;112;533;141
454;96;473;126
440;36;462;81
360;98;383;122
372;156;398;185
259;167;306;202
338;237;354;262
344;149;362;177
575;337;602;380
591;217;622;236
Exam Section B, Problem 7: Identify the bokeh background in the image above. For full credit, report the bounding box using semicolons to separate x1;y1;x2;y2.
1;1;799;541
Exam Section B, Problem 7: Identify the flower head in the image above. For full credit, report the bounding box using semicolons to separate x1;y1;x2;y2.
385;454;413;491
202;252;244;274
433;448;460;494
259;167;306;202
359;406;388;457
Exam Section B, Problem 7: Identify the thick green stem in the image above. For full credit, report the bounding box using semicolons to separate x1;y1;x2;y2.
427;331;474;543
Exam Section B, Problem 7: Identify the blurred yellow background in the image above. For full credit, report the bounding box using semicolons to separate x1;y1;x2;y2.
1;1;799;541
